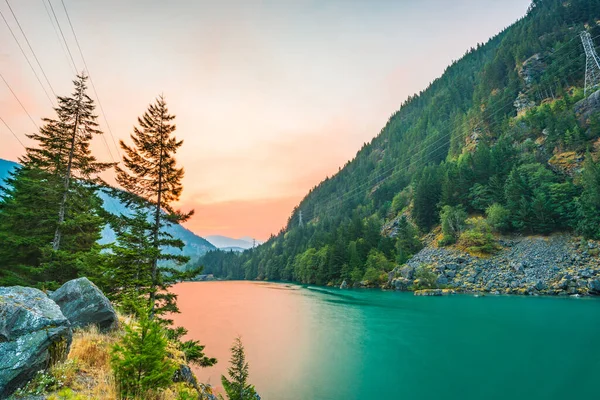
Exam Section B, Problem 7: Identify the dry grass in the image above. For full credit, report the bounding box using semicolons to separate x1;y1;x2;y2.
68;325;117;371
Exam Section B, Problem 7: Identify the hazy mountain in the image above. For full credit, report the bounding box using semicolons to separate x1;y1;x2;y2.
0;159;19;185
205;235;257;250
0;159;215;264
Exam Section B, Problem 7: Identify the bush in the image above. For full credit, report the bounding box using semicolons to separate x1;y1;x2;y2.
458;220;499;254
440;205;467;244
362;267;387;285
111;306;178;399
414;265;437;289
486;203;510;233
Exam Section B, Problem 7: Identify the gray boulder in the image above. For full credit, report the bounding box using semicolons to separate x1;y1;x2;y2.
589;279;600;295
0;286;72;398
50;278;117;332
399;265;415;280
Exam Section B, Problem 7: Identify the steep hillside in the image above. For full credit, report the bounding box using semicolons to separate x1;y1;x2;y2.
0;159;215;265
197;0;600;289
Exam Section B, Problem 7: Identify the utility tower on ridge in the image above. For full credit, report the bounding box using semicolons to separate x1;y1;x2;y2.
299;210;304;227
580;31;600;95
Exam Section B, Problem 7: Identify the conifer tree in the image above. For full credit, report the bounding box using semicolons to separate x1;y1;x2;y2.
220;337;259;400
0;74;110;285
24;74;113;251
115;95;194;315
111;300;178;399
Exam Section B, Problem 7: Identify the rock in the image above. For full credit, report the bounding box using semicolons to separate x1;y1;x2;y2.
50;277;117;332
399;265;415;280
534;280;547;291
173;364;198;388
574;89;600;124
588;279;600;295
443;263;459;270
0;286;72;398
580;268;593;279
436;275;448;286
414;289;443;296
339;280;348;290
392;278;410;291
557;278;570;290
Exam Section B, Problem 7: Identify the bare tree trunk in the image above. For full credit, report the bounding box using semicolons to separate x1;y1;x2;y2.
149;113;164;317
52;112;80;251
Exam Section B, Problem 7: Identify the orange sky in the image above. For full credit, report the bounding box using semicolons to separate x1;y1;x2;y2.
0;0;531;240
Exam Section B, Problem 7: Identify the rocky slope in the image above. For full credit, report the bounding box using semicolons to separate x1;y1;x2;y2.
388;233;600;296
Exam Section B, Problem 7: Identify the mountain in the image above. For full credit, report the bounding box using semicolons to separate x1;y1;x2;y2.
0;159;19;185
0;159;215;264
205;235;256;250
198;0;600;288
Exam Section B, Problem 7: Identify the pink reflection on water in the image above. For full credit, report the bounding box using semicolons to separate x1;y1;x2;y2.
169;281;311;395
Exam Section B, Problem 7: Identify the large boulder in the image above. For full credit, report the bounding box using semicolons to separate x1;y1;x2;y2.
0;286;72;398
50;278;117;332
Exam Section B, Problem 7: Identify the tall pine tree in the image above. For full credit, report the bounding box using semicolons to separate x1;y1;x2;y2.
0;74;110;285
115;95;194;316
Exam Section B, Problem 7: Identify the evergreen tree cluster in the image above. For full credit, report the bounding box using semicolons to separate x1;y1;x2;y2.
0;75;215;382
197;0;600;286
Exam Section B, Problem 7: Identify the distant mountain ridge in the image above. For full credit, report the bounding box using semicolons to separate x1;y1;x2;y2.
0;159;215;264
205;235;258;250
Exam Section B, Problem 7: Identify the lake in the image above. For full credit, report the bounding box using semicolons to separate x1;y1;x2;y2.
170;281;600;400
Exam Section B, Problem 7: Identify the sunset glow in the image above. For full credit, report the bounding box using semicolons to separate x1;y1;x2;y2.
0;0;531;240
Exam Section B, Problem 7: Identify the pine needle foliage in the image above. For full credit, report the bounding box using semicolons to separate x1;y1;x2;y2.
220;337;259;400
111;301;178;399
115;95;195;316
0;74;110;286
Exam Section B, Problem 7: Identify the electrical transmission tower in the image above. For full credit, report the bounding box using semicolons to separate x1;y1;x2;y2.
299;210;304;227
580;31;600;95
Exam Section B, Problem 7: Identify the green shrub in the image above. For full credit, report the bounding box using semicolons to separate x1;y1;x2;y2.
486;203;510;233
440;205;467;244
458;221;500;254
362;267;387;285
414;265;437;289
111;305;178;399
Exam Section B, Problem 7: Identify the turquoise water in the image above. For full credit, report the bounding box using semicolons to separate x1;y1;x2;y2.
172;282;600;400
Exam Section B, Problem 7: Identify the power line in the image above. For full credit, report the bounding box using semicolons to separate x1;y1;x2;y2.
0;114;25;148
5;0;57;99
60;0;122;160
41;0;76;75
0;7;54;106
0;71;38;129
46;0;78;73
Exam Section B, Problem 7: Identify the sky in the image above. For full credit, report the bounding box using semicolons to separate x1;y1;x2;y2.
0;0;531;240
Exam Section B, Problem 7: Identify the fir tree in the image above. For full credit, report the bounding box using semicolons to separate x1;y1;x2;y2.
111;301;178;399
220;337;259;400
24;73;113;251
0;74;110;285
115;95;194;316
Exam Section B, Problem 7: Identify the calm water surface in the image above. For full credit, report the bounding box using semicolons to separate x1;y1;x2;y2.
170;281;600;400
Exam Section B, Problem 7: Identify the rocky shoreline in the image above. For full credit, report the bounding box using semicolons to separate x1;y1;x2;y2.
386;234;600;296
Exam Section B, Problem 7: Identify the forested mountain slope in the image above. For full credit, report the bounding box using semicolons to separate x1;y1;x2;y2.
198;0;600;286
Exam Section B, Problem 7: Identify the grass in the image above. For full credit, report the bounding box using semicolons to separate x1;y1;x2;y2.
15;313;202;400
